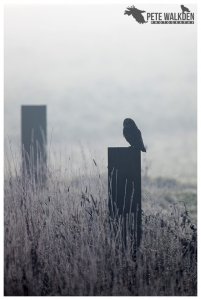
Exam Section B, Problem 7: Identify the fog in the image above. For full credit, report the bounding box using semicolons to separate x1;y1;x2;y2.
4;4;197;182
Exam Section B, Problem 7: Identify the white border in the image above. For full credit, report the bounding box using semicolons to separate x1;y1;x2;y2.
2;0;200;4
0;0;3;298
1;0;199;298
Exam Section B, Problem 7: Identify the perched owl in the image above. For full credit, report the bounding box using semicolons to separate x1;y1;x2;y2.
123;118;146;152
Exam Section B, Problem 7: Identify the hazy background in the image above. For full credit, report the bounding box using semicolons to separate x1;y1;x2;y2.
4;4;197;183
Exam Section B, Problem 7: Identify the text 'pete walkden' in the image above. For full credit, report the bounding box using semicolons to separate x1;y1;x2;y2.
147;12;194;24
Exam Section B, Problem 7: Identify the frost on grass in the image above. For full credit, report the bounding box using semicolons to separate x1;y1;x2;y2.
4;150;197;296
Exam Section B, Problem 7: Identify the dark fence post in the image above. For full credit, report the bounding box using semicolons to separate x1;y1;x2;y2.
21;105;47;183
108;147;142;248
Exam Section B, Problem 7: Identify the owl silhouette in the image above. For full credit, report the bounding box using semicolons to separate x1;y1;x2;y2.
123;118;146;152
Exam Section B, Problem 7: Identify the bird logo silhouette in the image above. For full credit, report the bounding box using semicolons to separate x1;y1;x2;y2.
124;6;147;24
123;118;146;152
181;5;190;13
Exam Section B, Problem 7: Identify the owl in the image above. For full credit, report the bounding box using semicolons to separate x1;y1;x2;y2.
123;118;146;152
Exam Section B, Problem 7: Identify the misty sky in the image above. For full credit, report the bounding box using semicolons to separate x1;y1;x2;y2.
4;4;197;182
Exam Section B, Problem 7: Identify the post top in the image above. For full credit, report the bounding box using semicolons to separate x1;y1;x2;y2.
21;105;46;108
108;147;140;151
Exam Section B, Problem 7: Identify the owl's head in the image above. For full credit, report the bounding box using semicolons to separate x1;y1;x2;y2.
123;118;136;128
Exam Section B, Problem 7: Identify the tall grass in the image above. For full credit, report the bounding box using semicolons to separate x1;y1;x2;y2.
4;148;197;296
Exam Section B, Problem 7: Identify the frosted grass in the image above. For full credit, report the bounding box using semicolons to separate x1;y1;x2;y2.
4;146;197;296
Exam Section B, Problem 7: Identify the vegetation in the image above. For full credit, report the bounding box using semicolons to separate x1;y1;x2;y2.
4;153;197;296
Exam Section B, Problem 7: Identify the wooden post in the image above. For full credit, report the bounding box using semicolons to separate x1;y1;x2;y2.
108;147;142;247
21;105;47;182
